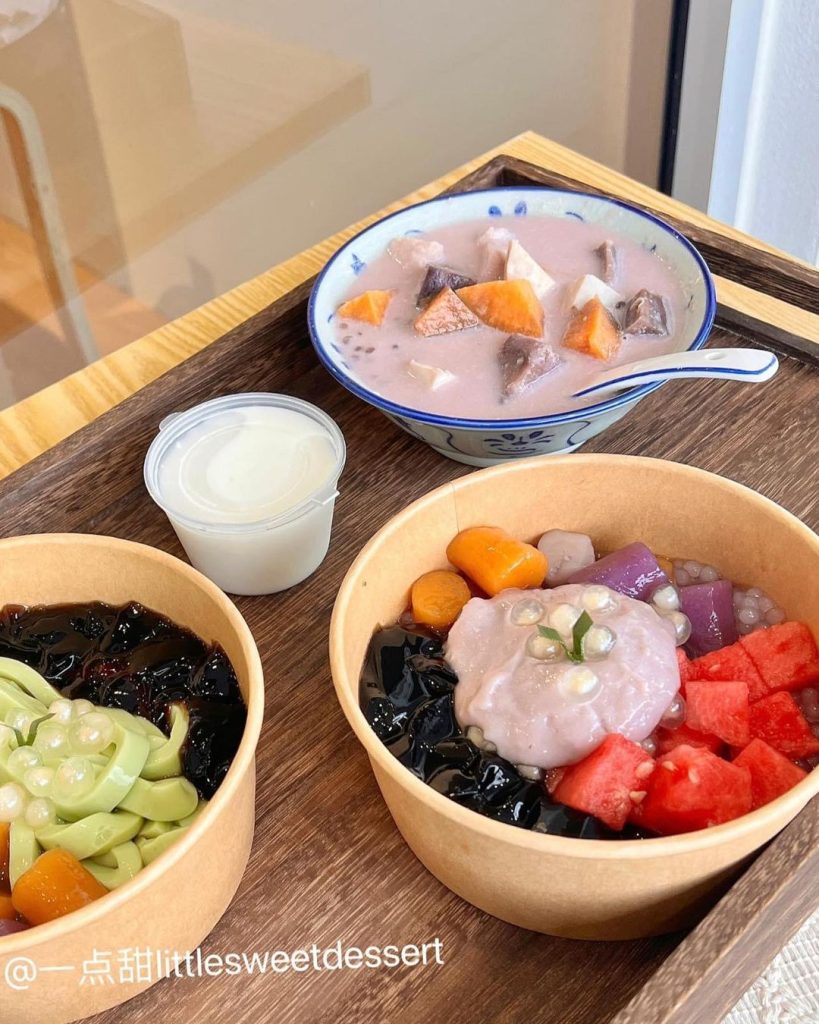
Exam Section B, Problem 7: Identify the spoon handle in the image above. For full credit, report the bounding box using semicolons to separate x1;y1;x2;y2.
572;348;779;399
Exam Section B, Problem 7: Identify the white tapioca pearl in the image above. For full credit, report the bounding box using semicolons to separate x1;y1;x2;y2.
7;746;42;774
33;722;71;758
640;735;658;756
72;699;95;718
52;756;95;800
661;694;686;728
526;632;564;662
466;725;496;753
510;598;544;627
651;584;680;613
583;624;617;660
581;586;618;615
25;797;56;829
559;666;601;702
675;567;692;587
0;782;27;822
667;611;692;646
549;603;581;637
5;709;34;734
48;699;75;725
24;765;54;797
69;712;115;756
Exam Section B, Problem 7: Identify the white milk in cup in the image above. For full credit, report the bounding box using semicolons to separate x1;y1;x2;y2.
144;393;346;595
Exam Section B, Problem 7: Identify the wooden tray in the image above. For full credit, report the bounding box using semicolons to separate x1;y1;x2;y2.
2;155;817;1024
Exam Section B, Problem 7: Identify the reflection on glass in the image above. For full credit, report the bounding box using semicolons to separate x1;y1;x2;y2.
0;0;671;408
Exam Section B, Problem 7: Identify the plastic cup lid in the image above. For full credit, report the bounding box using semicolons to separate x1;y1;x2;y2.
144;393;346;534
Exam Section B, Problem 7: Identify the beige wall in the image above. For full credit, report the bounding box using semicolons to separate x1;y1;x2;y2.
0;0;672;317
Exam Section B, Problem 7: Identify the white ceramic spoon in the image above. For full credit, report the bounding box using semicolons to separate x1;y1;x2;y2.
572;347;779;399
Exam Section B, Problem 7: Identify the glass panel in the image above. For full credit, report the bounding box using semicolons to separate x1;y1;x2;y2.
0;0;671;406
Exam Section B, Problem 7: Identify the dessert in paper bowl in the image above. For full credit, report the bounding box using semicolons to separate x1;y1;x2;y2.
330;455;819;938
0;535;264;1024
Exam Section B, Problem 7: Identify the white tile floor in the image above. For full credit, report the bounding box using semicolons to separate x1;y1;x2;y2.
724;911;819;1023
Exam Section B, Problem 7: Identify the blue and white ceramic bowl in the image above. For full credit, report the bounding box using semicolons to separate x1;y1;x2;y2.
308;187;716;466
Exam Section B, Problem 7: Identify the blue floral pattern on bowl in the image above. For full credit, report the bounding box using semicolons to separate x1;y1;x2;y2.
484;430;557;456
385;409;638;466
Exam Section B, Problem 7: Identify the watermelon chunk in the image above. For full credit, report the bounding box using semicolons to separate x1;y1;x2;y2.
552;733;655;830
748;691;819;758
691;642;766;701
685;679;750;746
733;738;808;809
655;722;723;756
676;649;696;691
632;744;752;835
740;622;819;697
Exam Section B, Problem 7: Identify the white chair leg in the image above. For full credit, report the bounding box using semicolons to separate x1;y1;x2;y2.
0;83;99;365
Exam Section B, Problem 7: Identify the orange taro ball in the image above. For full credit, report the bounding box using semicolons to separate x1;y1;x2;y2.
411;570;472;629
446;527;547;596
12;849;108;926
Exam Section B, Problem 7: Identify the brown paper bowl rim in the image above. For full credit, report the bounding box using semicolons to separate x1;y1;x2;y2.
330;454;819;861
0;534;264;954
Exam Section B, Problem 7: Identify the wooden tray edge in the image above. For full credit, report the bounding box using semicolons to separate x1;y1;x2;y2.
613;800;818;1024
495;154;819;311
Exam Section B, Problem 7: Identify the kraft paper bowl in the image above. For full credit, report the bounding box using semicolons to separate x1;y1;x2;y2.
330;455;819;939
0;535;264;1024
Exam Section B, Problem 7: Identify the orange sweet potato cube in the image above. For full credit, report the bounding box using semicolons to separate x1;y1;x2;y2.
562;297;621;360
456;280;544;338
414;287;479;337
336;289;393;326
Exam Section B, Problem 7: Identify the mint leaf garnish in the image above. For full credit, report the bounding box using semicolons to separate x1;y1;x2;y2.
537;625;564;646
538;611;594;663
570;611;594;662
10;713;55;748
25;713;54;746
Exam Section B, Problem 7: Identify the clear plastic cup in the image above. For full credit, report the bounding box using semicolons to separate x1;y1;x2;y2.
144;393;346;595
